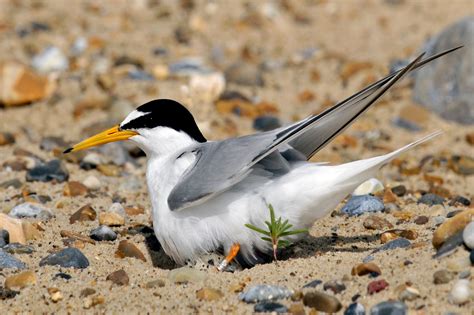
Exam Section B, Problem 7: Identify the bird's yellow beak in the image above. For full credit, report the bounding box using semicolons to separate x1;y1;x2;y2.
63;125;138;153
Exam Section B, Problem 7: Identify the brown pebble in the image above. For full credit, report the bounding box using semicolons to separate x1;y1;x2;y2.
144;279;165;289
196;287;224;301
69;205;97;224
303;291;342;313
47;287;63;303
83;294;105;309
381;229;418;243
80;288;96;297
115;240;146;262
0;132;15;146
0;213;40;244
383;188;397;203
367;279;389;294
63;181;89;197
414;215;429;225
124;206;145;216
97;164;121;176
5;270;37;290
288;303;306;315
351;262;382;276
433;269;454;284
449;155;474;176
466;132;474;146
391;211;413;222
106;269;129;286
60;230;95;244
99;212;125;226
363;215;393;230
432;208;474;249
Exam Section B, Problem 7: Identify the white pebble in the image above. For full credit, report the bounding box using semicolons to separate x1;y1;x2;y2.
82;175;101;190
462;221;474;249
353;178;384;196
82;153;103;166
109;203;126;216
32;46;68;73
449;279;472;305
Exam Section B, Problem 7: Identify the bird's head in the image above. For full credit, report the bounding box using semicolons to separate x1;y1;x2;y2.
64;99;206;156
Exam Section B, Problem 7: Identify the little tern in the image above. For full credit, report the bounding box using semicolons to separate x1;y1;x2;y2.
65;47;461;267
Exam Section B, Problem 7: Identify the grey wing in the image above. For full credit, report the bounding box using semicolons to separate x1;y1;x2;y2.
168;47;461;211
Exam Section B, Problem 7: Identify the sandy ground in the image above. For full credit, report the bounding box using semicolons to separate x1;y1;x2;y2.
1;0;473;314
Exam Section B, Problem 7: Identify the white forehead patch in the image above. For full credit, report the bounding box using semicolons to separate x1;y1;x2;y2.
120;110;147;128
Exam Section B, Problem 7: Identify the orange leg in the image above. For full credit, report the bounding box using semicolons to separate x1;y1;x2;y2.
217;243;240;271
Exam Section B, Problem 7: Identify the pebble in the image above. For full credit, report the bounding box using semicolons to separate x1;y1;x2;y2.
434;230;464;259
391;185;406;197
97;164;121;177
450;195;471;207
106;269;129;286
124;206;145;216
381;229;418;244
345;302;366;315
432;208;474;249
367;279;389;294
254;302;288;313
82;175;101;190
462;221;474;249
396;284;420;301
39;136;68;152
0;132;15;145
458;270;470;279
302;291;342;313
353;178;384;196
303;279;322;288
225;62;264;86
48;287;63;302
26;159;69;182
81;152;103;168
373;238;411;254
0;178;22;189
446;256;472;272
188;72;226;104
239;285;293;303
168;58;209;77
449;279;472;305
414;215;429;225
0;287;19;299
63;181;88;197
433;269;454;284
9;202;53;220
288;303;305;315
0;249;26;269
450;155;474;176
418;193;445;206
471;250;474;265
39;248;89;269
115;240;146;262
144;279;165;288
54;272;72;280
341;195;384;216
413;17;474;124
69;205;97;224
3;243;34;254
5;270;37;289
0;229;9;247
253;116;281;131
392;117;422;131
99;212;125;226
352;262;382;276
0;213;40;244
323;280;346;294
196;287;224;301
32;46;68;73
168;267;207;284
363;215;393;230
370;301;407;315
90;225;117;241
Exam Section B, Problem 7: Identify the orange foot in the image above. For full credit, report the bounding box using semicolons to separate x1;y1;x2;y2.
217;243;240;272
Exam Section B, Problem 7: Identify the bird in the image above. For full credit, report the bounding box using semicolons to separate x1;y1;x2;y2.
65;47;461;268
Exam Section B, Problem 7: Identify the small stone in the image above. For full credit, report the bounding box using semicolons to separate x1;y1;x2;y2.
5;270;36;289
254;302;288;313
434;230;465;259
83;294;105;309
39;248;89;269
124;206;145;216
115;240;146;262
239;285;293;303
82;176;101;190
381;229;418;243
352;262;382;276
97;164;121;177
144;279;165;288
90;226;117;241
462;221;474;249
0;179;22;189
0;213;40;244
353;178;384;196
372;238;411;253
0;132;15;146
80;288;96;297
32;46;68;73
3;243;34;254
168;267;207;284
418;193;445;206
303;279;322;288
434;269;454;284
396;284;420;301
26;159;69;183
449;155;474;176
370;301;407;315
345;302;366;315
9;202;53;220
414;215;429;225
225;62;264;86
302;291;342;313
458;270;471;279
39;136;68;152
341;195;384;216
450;195;471;207
0;286;19;299
196;287;224;301
99;212;125;226
288;303;305;315
69;205;97;224
253;116;281;131
323;280;346;294
449;279;472;305
63;181;88;197
391;185;406;196
432;209;474;249
367;279;389;294
0;230;9;247
471;250;474;265
363;215;393;230
106;269;129;286
47;287;63;303
446;256;472;272
54;273;71;280
0;249;26;269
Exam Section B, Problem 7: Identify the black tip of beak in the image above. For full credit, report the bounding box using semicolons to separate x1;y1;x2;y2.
63;147;73;154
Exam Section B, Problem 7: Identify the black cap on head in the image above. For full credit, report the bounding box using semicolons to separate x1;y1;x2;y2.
121;99;207;143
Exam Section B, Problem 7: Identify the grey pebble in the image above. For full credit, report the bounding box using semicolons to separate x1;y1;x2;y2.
254;302;288;313
462;221;474;249
392;117;422;131
0;230;9;247
9;202;53;220
341;195;384;216
90;225;117;241
3;243;35;254
0;179;22;189
39;248;89;269
26;159;69;183
239;285;293;303
433;269;454;284
0;249;26;269
253;116;281;131
345;302;366;315
303;279;322;288
418;193;444;206
434;230;464;259
372;238;411;254
370;300;407;315
323;280;346;294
